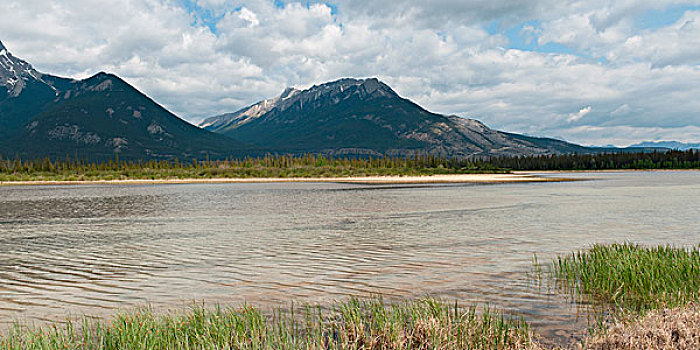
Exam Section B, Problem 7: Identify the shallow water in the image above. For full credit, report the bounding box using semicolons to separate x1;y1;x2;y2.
0;171;698;345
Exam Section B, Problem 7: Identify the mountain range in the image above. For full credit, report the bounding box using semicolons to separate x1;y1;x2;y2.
199;78;590;157
0;41;246;160
629;141;699;150
0;40;668;161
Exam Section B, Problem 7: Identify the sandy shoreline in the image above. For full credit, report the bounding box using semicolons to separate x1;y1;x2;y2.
0;173;577;186
513;169;700;174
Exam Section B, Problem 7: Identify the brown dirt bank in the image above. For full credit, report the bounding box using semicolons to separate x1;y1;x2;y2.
575;304;700;350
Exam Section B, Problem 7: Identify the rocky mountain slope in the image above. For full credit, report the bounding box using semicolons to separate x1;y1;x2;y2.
0;41;247;160
200;78;590;157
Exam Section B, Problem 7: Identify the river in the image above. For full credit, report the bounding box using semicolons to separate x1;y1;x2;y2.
0;171;698;345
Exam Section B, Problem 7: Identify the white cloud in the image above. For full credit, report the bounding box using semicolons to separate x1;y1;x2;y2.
557;125;700;146
237;7;260;27
611;104;633;117
0;0;698;146
616;11;700;66
568;106;592;123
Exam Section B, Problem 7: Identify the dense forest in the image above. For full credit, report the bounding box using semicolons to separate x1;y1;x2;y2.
481;149;699;170
0;150;697;181
0;153;499;181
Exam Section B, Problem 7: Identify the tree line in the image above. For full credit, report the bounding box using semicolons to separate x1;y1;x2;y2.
0;150;698;175
0;153;482;173
482;149;699;170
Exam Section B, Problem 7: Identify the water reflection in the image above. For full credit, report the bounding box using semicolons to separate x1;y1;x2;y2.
0;172;698;346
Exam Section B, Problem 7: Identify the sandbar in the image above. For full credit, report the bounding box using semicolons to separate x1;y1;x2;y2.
0;173;578;186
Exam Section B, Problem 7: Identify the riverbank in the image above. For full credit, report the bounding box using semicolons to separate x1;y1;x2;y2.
0;173;577;186
583;304;700;350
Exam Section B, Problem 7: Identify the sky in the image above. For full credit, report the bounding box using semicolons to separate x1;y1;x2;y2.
1;0;699;146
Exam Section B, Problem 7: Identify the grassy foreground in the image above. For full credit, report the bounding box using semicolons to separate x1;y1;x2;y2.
541;243;700;349
546;243;700;313
0;298;536;350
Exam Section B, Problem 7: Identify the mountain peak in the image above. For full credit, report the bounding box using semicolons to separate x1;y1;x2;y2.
280;87;299;99
324;77;376;88
200;77;401;133
0;41;44;97
309;77;397;98
202;76;588;157
0;47;246;160
198;86;302;129
360;77;383;93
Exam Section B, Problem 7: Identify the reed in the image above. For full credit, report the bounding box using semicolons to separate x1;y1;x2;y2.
0;297;538;350
546;243;700;313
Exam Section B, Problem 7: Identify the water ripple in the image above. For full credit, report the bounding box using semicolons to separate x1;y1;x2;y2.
0;172;698;346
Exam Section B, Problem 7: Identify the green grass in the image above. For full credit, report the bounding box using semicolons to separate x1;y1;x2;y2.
544;243;700;313
0;298;536;350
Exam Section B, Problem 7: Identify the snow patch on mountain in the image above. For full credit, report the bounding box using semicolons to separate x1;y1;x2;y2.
199;86;300;129
0;40;47;97
199;78;397;132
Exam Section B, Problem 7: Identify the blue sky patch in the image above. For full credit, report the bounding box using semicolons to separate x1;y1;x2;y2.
177;0;227;34
637;5;700;30
488;20;578;57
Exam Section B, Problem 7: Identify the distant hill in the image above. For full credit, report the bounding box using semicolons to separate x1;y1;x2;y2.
630;141;700;150
200;78;591;157
0;41;247;160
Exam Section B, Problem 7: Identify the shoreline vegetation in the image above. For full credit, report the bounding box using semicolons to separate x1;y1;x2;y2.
0;150;697;184
0;154;508;183
0;299;536;350
540;243;700;349
2;244;699;349
544;243;700;313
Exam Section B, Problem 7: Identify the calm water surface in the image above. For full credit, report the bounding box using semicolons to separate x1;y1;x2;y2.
0;171;698;344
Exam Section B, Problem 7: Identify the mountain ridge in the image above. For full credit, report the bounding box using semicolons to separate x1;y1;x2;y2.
200;87;300;131
630;141;699;150
0;42;248;160
200;77;590;157
2;40;664;161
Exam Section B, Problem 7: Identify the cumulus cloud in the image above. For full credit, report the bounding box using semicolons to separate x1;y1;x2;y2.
568;106;592;123
237;7;260;27
614;11;700;66
0;0;698;146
